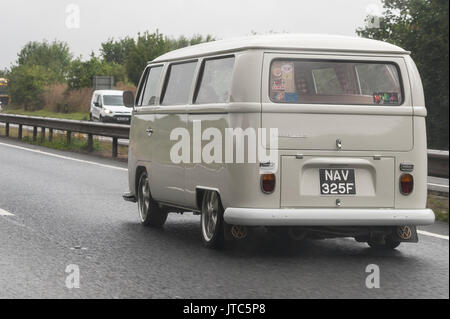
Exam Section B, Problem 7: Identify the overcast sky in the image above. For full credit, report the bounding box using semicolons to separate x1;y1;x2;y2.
1;0;383;69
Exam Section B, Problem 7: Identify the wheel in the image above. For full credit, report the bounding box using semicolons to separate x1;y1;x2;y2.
99;115;104;122
367;238;401;250
89;113;93;121
201;191;225;249
137;171;167;227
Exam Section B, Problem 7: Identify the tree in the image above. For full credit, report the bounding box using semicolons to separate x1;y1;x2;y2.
100;37;135;65
123;31;215;85
16;40;72;83
8;64;49;110
357;0;449;150
68;53;127;89
0;69;9;78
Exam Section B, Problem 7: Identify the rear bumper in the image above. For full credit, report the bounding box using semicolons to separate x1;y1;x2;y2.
224;208;435;226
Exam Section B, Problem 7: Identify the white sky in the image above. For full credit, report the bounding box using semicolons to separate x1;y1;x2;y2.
1;0;382;69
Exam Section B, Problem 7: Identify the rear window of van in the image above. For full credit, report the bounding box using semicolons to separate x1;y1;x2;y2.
269;60;403;105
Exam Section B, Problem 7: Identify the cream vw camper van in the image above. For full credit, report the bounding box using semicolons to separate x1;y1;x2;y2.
122;34;434;249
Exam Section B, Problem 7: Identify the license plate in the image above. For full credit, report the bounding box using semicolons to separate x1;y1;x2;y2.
117;117;129;121
319;168;356;195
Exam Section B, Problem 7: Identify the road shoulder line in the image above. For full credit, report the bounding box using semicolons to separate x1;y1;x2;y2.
0;141;127;172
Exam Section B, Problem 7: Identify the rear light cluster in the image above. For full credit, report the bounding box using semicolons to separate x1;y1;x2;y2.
261;174;276;194
400;174;414;195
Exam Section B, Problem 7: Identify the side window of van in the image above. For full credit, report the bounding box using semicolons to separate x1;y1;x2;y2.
270;60;403;105
161;61;197;105
140;66;163;106
96;95;102;106
195;56;235;104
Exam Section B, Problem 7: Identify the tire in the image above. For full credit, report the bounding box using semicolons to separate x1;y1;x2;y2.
136;171;167;227
367;238;401;250
89;113;93;121
201;191;225;249
99;115;104;122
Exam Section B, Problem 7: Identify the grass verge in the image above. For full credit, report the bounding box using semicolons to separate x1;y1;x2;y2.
427;194;449;222
2;109;90;121
0;125;128;160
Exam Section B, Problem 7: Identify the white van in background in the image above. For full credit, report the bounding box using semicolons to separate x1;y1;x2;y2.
90;90;132;124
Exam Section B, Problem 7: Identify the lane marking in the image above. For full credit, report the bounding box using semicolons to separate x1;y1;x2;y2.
427;183;449;189
418;230;449;240
0;208;14;216
0;141;127;172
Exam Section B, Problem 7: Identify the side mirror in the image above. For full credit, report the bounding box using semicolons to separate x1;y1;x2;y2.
94;102;99;107
123;91;135;108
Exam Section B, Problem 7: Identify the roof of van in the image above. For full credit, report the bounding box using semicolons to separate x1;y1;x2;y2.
93;90;124;95
151;34;408;63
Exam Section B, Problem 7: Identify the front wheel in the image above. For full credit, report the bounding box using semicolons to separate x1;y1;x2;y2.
137;171;167;227
201;191;225;249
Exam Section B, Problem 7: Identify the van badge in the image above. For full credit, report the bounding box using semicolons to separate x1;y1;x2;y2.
397;226;412;240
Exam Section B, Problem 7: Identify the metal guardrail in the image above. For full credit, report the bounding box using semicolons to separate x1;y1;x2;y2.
0;114;129;157
428;149;449;178
1;114;449;173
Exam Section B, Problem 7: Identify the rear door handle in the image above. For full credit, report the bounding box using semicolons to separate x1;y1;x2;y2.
146;127;154;136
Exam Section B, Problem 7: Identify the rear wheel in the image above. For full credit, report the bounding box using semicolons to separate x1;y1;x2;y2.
137;171;167;227
201;191;225;249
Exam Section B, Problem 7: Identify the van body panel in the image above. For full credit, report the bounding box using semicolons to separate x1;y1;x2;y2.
263;112;413;151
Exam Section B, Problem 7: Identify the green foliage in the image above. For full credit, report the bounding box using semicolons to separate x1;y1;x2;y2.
16;40;72;83
357;0;449;150
8;64;49;110
118;31;215;85
7;31;214;111
68;53;126;89
0;68;9;78
100;37;135;65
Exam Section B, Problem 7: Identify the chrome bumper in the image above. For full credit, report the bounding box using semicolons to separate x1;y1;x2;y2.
224;208;435;226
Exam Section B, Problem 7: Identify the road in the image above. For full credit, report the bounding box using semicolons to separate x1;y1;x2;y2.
0;138;448;299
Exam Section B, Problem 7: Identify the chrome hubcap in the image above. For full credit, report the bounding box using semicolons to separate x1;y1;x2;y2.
138;175;150;222
202;192;219;242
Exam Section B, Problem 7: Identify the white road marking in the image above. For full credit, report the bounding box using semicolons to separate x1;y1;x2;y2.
427;183;449;189
418;230;449;240
0;141;127;171
0;208;14;216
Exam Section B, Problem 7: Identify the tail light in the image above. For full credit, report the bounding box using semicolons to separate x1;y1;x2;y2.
400;174;414;195
261;174;276;194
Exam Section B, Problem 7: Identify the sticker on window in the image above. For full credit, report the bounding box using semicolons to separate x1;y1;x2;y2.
373;92;399;104
271;79;285;91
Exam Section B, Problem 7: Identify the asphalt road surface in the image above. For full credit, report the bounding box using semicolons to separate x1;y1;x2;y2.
0;138;448;299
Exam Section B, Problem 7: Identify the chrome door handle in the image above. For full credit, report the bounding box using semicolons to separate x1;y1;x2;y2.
336;138;342;150
146;128;154;136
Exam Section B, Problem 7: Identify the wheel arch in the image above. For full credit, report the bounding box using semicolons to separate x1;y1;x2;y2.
196;187;222;211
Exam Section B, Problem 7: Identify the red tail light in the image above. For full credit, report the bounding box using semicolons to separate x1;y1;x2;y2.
261;174;276;194
400;174;414;195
